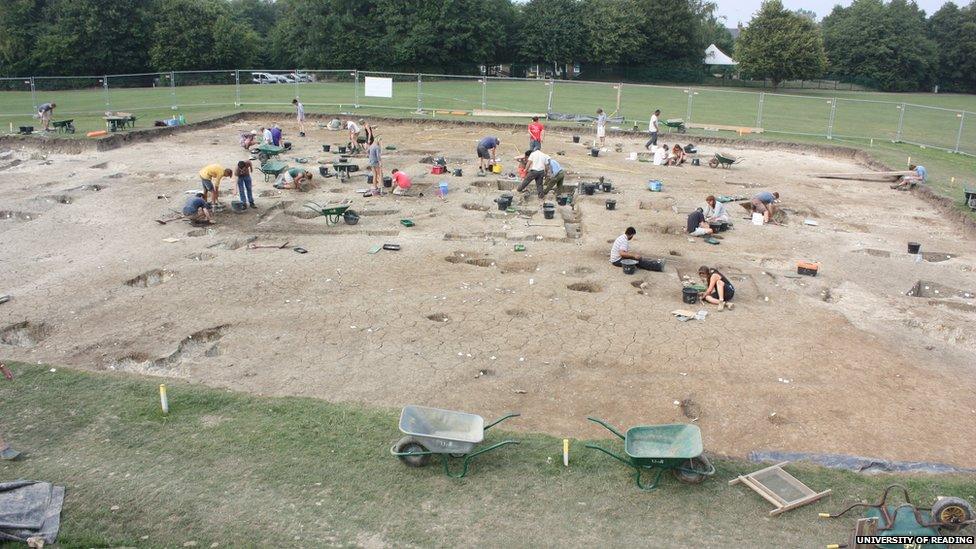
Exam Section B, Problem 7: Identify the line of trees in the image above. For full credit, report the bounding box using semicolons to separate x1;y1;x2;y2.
1;0;975;93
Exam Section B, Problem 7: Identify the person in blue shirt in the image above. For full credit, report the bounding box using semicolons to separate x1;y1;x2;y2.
476;136;500;175
751;191;779;224
892;164;927;190
270;124;283;146
541;156;565;198
182;193;214;224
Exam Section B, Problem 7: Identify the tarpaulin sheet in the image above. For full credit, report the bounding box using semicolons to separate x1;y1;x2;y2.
547;112;625;124
749;451;976;474
0;480;64;544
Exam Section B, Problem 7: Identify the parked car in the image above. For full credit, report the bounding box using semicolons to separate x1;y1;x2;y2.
251;72;288;84
290;72;314;83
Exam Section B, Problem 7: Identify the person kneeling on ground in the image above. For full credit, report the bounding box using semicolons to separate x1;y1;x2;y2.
751;191;779;224
240;130;258;150
609;227;642;266
687;207;714;237
891;163;927;190
183;193;214;224
390;169;412;195
703;195;729;224
275;168;313;190
698;265;735;310
669;144;687;166
199;164;232;206
653;143;668;166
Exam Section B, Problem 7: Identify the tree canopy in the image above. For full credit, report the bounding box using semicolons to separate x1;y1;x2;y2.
735;0;827;87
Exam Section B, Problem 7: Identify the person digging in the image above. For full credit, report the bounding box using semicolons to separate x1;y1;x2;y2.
698;265;735;311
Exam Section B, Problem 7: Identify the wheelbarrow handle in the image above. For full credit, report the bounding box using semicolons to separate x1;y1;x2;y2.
586;417;626;440
442;440;520;479
583;443;631;467
303;201;324;213
483;413;520;431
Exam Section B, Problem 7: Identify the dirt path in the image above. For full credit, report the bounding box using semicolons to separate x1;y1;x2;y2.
2;119;974;466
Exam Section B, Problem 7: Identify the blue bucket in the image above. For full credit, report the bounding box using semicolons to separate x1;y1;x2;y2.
647;180;663;192
438;181;449;196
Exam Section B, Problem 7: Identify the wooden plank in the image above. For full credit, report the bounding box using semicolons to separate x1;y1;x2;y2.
687;122;764;133
769;489;832;516
729;462;790;485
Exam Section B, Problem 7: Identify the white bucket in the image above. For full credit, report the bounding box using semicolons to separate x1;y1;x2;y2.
628;152;638;160
752;212;764;225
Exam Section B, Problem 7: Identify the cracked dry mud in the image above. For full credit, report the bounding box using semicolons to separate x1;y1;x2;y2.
2;119;975;466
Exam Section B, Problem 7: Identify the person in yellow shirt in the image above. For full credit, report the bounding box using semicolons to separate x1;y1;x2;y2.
198;164;233;206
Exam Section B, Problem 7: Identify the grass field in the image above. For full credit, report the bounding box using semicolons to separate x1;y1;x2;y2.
2;362;975;547
2;77;974;212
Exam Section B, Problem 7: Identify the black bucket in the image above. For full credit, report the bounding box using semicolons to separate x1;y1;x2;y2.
583;184;597;196
496;194;513;211
338;145;347;153
453;168;463;177
572;135;581;143
691;158;700;166
543;203;556;219
383;176;393;188
322;144;331;152
605;199;616;210
590;148;600;157
907;242;921;254
602;182;612;192
319;166;329;177
640;258;664;272
682;287;699;304
556;194;569;206
709;222;728;233
621;259;638;275
283;141;292;150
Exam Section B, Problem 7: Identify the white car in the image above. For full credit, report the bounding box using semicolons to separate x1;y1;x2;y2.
290;72;314;83
251;72;288;84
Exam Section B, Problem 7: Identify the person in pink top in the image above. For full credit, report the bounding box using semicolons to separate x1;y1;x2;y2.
528;116;544;151
390;169;412;195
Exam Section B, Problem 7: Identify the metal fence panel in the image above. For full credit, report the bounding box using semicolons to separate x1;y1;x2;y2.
619;84;689;130
417;73;482;113
690;88;762;128
485;78;549;115
832;98;900;141
901;104;965;152
33;76;107;118
550;80;618;121
761;93;833;137
0;77;34;120
173;70;236;110
958;113;975;156
238;69;299;107
106;73;174;115
296;70;356;109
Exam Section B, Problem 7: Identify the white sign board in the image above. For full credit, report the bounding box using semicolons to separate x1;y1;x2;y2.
364;77;393;98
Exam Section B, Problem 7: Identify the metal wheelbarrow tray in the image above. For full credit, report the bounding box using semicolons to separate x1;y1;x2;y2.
391;405;520;478
585;417;715;490
303;200;355;225
253;143;286;162
258;161;288;182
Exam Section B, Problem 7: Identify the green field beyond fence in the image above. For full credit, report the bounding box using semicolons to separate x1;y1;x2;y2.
2;70;976;157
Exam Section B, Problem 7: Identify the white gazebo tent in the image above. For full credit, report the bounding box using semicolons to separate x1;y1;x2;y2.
703;44;737;66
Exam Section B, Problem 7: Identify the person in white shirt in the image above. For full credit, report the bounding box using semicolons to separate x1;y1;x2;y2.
292;98;306;136
262;126;273;144
609;227;642;266
346;119;361;151
645;109;660;149
703;195;730;223
517;148;551;198
653;143;668;166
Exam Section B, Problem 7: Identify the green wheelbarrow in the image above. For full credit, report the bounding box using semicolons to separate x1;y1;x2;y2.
257;160;288;183
708;151;743;169
585;417;715;490
663;118;686;133
303;200;356;225
391;405;520;478
253;143;286;162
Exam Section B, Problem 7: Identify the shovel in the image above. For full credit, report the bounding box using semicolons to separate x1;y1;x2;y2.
247;241;290;250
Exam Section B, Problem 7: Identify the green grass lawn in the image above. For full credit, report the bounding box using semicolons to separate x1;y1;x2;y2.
2;78;973;214
1;363;975;547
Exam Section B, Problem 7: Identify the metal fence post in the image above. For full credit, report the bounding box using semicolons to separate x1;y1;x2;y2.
235;70;241;107
354;70;360;109
170;71;177;110
481;77;487;110
103;75;111;111
826;98;836;139
29;77;37;113
546;79;555;115
685;89;694;122
954;112;965;153
896;103;905;142
416;73;422;113
756;92;764;128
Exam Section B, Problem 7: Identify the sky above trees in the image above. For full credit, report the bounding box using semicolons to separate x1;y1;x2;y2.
716;0;952;24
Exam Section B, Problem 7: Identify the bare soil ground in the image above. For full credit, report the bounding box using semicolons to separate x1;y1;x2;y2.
2;119;974;466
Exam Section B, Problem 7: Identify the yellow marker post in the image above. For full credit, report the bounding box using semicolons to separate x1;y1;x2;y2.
159;384;169;415
563;439;569;466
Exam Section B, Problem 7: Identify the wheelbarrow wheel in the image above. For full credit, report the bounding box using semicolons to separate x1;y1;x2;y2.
394;437;430;468
932;497;974;532
672;457;709;484
708;158;719;169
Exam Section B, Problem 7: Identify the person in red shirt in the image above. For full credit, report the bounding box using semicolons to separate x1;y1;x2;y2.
528;116;544;151
390;169;412;195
